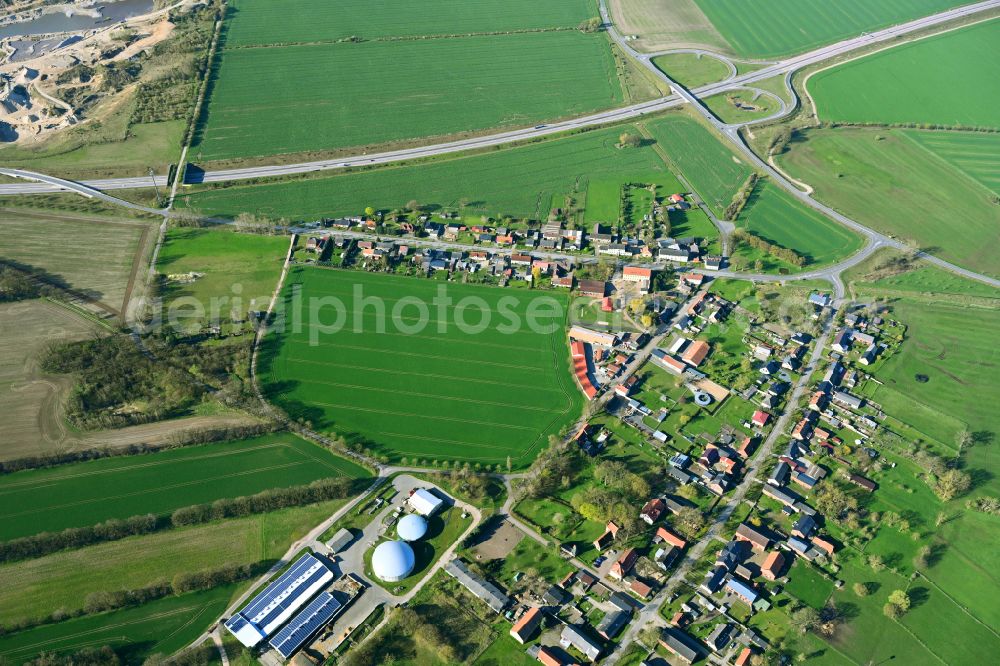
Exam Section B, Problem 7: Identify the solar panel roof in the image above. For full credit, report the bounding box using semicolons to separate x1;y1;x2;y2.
269;591;342;658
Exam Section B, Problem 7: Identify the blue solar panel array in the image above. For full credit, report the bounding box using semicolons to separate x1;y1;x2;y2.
240;554;330;631
269;591;342;658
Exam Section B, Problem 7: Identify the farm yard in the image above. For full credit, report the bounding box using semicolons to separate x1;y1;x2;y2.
0;434;368;541
259;267;583;467
733;182;863;269
691;0;965;58
0;300;103;461
641;113;752;215
777;127;1000;276
0;209;152;314
180;126;680;221
808;18;1000;128
193;0;625;161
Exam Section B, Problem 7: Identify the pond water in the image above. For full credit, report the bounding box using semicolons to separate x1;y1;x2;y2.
0;0;155;40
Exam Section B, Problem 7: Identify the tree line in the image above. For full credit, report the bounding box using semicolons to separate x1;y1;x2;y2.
0;264;50;302
0;477;358;564
732;228;807;267
0;422;276;475
724;173;759;220
2;562;259;638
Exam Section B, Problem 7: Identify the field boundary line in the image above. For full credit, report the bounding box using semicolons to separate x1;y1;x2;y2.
284;378;571;413
917;572;1000;638
276;358;569;394
282;339;548;371
301;401;537;431
0;461;309;524
377;431;540;454
0;442;290;491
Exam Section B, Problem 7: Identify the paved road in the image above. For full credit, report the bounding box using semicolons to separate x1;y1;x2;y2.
0;167;168;215
2;0;996;195
598;0;1000;291
604;299;842;663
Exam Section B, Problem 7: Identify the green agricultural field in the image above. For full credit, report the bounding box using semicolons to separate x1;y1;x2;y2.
808;19;1000;128
194;29;622;161
0;209;151;313
641;114;752;215
0;118;184;181
0;584;239;665
903;130;1000;195
181;126;672;220
703;89;781;125
651;52;731;88
222;0;594;45
259;267;583;467
777;127;1000;276
156;227;289;322
868;298;999;441
694;0;963;58
0;434;368;540
845;250;1000;300
734;182;863;267
0;499;343;626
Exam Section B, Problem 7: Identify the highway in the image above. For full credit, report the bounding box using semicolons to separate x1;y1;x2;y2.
1;0;997;194
597;0;1000;291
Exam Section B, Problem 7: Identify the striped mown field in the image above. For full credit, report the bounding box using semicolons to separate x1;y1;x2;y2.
0;434;369;540
193;0;623;161
259;267;583;466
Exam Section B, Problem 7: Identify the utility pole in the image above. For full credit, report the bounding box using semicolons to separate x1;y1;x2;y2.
149;168;161;206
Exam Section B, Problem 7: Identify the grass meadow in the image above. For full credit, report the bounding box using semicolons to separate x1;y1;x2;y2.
693;0;963;58
0;209;150;312
156;227;289;323
808;19;1000;128
0;300;103;461
195;1;622;161
0;434;368;540
703;90;781;124
641;114;752;215
903;130;1000;195
651;52;731;88
222;0;594;45
259;267;583;467
0;499;344;626
778;128;1000;276
181;126;672;220
735;182;863;267
0;584;239;665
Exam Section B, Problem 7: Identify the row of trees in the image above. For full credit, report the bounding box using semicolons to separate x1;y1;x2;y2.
724;174;759;220
2;563;257;637
0;422;276;475
171;476;357;526
0;477;356;564
732;228;807;267
0;264;48;302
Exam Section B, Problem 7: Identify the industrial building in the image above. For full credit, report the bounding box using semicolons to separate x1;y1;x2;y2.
397;513;428;541
408;488;445;516
269;592;342;659
225;553;335;649
371;540;416;582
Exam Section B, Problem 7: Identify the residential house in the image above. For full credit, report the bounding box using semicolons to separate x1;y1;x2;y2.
593;521;620;551
768;462;791;487
560;624;602;662
735;523;771;551
552;274;573;288
577;279;608;298
510;607;543;644
610;548;638;579
682;340;710;366
651;349;687;375
630;579;653;600
655;526;687;549
831;329;853;353
725;578;759;605
596;609;631;640
812;536;836;557
792;515;816;539
641;498;666;525
622;266;654;292
832;391;864;410
848;473;877;493
706;623;733;652
761;551;785;581
659;628;703;665
751;410;771;428
762;484;801;507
